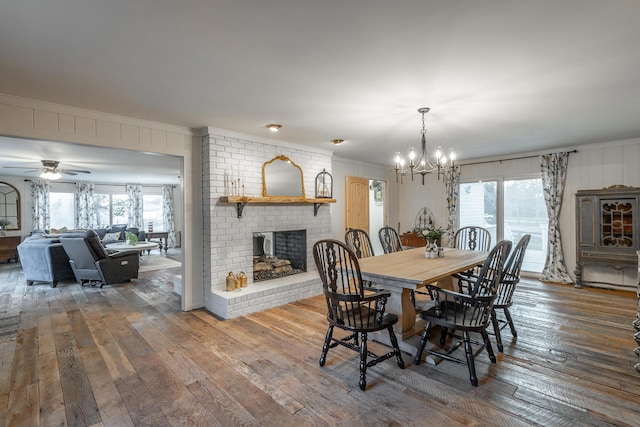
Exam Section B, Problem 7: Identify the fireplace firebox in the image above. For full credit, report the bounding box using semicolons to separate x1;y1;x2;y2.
253;230;307;282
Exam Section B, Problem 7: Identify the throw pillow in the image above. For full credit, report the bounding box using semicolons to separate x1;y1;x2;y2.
102;231;121;242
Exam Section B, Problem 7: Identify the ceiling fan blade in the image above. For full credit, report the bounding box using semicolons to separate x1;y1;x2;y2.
3;165;41;169
60;168;91;174
60;170;79;176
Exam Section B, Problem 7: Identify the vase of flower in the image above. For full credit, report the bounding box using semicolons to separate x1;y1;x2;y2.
417;226;444;247
0;218;10;237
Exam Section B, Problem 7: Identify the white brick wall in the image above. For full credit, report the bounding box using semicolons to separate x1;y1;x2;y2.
201;130;333;318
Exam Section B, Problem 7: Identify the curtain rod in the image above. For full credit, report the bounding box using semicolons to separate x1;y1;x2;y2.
459;149;577;167
23;179;176;188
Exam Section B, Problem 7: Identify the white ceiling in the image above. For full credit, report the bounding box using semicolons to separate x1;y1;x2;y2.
0;136;182;185
1;0;640;176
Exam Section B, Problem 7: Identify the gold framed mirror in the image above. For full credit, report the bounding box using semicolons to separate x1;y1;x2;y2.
0;182;21;231
262;155;306;198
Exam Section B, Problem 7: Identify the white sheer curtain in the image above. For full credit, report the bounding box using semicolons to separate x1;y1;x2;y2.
162;185;177;248
539;152;573;284
30;179;50;231
126;183;143;228
74;182;96;229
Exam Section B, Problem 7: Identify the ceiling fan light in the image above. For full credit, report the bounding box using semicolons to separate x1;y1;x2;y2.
40;171;62;180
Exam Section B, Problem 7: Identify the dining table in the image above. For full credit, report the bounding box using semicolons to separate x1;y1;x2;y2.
357;246;488;363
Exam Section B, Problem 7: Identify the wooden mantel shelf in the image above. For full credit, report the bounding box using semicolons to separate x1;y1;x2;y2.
220;196;336;218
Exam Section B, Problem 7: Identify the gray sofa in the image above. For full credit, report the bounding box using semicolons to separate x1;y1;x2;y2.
17;235;75;287
93;224;146;246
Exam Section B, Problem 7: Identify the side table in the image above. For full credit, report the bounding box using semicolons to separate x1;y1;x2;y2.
0;235;21;262
146;231;169;252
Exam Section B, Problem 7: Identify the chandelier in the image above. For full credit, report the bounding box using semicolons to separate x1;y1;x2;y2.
394;107;456;185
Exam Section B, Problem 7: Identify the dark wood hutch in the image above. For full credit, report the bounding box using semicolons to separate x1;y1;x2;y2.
575;186;640;288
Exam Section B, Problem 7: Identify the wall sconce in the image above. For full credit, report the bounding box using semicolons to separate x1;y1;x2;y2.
315;169;333;198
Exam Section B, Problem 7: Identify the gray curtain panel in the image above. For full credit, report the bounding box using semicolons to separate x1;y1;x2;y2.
74;182;96;229
445;164;460;247
162;185;177;248
126;183;143;229
30;179;50;231
539;152;573;284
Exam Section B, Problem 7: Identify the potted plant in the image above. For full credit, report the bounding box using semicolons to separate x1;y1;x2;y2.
125;231;139;246
416;226;444;247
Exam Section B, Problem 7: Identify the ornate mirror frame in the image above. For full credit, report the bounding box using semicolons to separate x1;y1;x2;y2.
0;181;21;231
262;155;306;198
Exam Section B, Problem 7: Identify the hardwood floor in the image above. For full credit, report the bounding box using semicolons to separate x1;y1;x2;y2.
1;253;639;426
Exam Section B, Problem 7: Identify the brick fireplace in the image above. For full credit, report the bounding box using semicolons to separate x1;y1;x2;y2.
200;127;332;319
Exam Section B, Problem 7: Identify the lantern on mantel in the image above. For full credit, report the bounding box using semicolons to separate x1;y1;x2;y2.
315;169;333;198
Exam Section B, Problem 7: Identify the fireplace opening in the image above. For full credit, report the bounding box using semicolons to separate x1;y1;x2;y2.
253;230;307;282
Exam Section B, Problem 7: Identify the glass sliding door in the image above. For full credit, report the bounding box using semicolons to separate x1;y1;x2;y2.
503;178;548;273
458;181;498;248
459;176;548;273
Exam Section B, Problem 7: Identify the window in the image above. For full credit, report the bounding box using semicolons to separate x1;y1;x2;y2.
49;192;74;229
112;194;128;225
459;181;497;248
459;176;548;273
95;193;128;227
503;178;548;272
48;189;164;230
95;194;110;226
143;194;163;231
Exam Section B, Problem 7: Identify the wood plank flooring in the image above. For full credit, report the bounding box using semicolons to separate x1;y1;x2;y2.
1;252;639;426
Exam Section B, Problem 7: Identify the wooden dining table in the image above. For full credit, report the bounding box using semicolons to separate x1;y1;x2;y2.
357;247;488;362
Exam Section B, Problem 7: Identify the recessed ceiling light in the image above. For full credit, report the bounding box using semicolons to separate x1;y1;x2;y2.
331;139;344;145
267;124;282;132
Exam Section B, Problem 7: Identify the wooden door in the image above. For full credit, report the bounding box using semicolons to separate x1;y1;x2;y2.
345;176;370;233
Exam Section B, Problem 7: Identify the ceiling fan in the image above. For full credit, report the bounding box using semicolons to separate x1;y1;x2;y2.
3;159;91;180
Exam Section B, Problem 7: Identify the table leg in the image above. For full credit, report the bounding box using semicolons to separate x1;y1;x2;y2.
371;285;444;364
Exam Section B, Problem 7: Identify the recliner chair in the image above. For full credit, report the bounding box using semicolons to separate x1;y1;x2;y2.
60;230;140;288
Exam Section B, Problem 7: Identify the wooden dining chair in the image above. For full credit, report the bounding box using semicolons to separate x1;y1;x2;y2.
491;234;530;352
453;234;531;352
313;239;404;390
413;240;511;387
345;228;375;259
454;226;491;252
454;225;492;292
378;226;403;254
